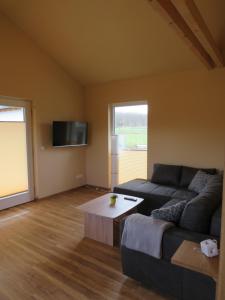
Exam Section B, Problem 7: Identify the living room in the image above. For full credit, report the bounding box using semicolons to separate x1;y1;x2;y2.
0;1;224;300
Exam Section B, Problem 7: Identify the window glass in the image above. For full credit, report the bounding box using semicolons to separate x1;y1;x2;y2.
114;104;148;150
0;106;25;122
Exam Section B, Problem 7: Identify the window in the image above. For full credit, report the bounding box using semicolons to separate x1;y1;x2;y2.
113;104;148;150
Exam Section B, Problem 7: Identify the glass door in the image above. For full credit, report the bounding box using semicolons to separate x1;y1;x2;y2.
0;97;34;210
111;102;148;188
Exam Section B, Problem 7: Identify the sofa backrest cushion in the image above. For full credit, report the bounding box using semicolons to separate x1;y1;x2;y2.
188;170;215;194
179;174;223;234
151;164;181;186
210;206;222;237
180;166;217;188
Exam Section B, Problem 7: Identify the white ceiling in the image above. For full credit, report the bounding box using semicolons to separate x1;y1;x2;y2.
0;0;224;85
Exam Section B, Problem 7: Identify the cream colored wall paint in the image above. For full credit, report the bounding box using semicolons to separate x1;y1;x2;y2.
85;69;225;188
0;14;85;198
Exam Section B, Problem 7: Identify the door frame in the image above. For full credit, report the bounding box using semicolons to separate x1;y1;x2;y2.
0;96;34;210
109;100;148;188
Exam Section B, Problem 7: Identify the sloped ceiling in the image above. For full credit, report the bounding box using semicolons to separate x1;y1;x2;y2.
0;0;224;85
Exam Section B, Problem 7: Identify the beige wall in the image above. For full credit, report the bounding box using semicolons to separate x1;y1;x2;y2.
0;13;85;198
85;69;225;188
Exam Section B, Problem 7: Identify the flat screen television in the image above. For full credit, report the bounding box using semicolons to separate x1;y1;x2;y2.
52;121;88;147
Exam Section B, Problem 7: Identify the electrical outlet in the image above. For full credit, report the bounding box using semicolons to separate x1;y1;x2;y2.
76;174;84;180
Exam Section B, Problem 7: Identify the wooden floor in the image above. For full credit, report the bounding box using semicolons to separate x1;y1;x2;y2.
0;187;167;300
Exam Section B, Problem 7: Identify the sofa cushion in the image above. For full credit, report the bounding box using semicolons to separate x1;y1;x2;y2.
210;206;222;237
114;179;178;215
152;200;187;223
179;175;223;234
113;179;162;197
148;185;177;197
188;170;214;193
151;164;181;186
162;227;216;261
113;178;197;215
113;178;150;192
180;166;217;188
173;189;198;201
162;198;184;208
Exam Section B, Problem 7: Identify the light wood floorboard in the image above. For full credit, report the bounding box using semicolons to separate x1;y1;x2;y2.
0;187;167;300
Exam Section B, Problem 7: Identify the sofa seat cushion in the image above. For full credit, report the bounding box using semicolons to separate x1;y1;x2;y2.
162;227;215;261
113;179;177;215
162;198;183;207
173;189;198;201
114;179;178;197
113;178;149;192
149;185;177;197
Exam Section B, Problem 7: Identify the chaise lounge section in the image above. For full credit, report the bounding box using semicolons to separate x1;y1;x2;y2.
114;164;222;300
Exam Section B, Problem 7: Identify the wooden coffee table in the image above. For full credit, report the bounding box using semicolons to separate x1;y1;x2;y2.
78;193;144;246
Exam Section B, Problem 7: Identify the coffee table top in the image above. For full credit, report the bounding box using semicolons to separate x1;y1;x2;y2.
78;193;144;219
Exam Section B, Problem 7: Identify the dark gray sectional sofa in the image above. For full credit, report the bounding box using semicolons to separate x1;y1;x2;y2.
114;164;223;300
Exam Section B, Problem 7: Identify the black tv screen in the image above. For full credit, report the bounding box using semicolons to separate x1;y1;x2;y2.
53;121;88;147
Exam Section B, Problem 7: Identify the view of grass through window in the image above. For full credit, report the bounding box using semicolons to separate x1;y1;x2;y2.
114;104;148;150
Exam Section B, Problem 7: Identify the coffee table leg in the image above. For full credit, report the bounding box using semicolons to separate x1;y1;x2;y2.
84;213;114;246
